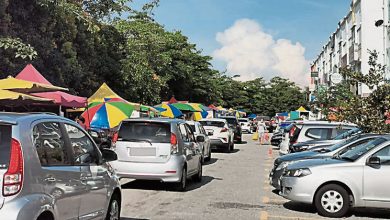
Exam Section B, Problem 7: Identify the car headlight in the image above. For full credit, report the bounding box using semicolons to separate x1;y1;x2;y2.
285;168;312;177
275;161;292;171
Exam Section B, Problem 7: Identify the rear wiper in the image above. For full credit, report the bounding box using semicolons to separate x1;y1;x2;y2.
118;138;152;145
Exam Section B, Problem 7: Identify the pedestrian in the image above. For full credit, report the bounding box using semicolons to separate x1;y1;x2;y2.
257;120;266;145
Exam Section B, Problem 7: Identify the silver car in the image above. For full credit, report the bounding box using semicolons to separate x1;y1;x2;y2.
280;136;390;217
111;118;203;191
187;121;212;162
0;113;121;220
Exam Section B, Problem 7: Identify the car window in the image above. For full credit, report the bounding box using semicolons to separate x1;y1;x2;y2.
336;138;373;155
199;125;206;135
333;127;362;140
189;125;196;133
199;121;225;127
305;128;331;140
64;124;98;165
179;124;189;142
341;138;387;161
33;122;70;166
372;146;390;165
331;128;351;139
0;125;12;169
118;121;170;143
221;118;238;125
185;124;195;142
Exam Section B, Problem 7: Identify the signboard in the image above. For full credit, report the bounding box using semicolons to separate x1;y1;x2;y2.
311;71;319;77
331;73;343;84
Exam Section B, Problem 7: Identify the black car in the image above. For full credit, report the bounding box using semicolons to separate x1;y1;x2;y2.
219;116;242;143
271;130;283;146
269;134;379;190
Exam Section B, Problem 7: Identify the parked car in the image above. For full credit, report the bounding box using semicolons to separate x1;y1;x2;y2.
280;136;390;217
290;127;362;152
270;134;379;190
187;121;212;162
279;121;357;155
199;118;234;153
271;130;283;146
219;116;242;143
111;118;203;191
0;113;121;220
238;118;252;133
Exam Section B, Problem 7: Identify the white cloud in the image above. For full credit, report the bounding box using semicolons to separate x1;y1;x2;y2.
213;19;310;86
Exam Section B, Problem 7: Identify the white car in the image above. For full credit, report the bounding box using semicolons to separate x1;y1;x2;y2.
238;118;252;133
199;118;234;153
187;121;212;162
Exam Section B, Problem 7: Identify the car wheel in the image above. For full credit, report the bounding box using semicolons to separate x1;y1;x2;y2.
314;184;350;218
225;142;231;153
105;193;121;220
176;167;187;192
230;142;235;151
193;161;202;182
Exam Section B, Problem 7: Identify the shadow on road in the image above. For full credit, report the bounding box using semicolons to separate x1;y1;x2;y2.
121;176;222;192
211;149;240;154
235;141;248;144
204;158;218;165
121;218;150;220
283;201;390;219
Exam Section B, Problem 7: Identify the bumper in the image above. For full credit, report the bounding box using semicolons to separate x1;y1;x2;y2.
269;168;284;190
110;156;185;182
280;176;315;204
210;138;229;148
241;126;251;133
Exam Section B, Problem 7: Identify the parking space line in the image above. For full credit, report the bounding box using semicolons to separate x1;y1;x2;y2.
266;215;320;220
262;196;287;205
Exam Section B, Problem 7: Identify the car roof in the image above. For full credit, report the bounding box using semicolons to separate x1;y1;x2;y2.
218;116;237;119
294;120;356;126
186;121;199;125
122;117;185;124
200;118;227;122
0;112;74;125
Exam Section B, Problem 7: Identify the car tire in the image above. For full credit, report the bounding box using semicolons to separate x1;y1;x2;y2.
230;142;234;151
193;161;202;182
314;184;350;218
105;193;121;220
225;142;231;153
176;167;187;192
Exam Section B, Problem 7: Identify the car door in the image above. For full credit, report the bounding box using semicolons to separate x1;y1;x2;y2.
185;124;201;173
199;124;210;156
363;145;390;206
178;123;195;174
33;121;81;220
64;123;108;220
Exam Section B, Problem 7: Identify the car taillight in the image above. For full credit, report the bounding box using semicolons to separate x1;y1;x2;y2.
171;133;178;154
3;138;23;197
221;128;228;132
112;132;118;143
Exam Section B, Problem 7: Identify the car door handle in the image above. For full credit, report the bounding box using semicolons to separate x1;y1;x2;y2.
44;177;56;183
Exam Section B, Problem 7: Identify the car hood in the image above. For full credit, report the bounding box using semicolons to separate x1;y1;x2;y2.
278;151;320;163
287;158;347;170
295;139;340;146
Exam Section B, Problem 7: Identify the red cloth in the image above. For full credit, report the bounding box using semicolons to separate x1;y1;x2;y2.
15;64;86;107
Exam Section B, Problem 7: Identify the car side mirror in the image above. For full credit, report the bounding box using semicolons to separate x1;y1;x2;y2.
196;135;205;142
368;156;381;167
101;149;118;162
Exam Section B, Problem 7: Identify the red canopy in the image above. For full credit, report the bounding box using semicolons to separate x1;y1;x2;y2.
15;64;86;108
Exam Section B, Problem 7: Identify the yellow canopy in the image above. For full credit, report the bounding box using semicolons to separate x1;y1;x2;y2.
216;106;227;111
0;76;68;93
297;106;308;112
88;83;141;110
0;89;53;105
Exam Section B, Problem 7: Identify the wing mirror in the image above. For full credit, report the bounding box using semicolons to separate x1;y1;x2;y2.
196;135;205;142
368;156;381;167
101;148;118;162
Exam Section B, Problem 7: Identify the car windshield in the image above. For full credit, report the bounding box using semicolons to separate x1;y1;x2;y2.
333;127;361;140
339;138;387;161
327;135;363;151
0;125;12;169
200;121;225;127
238;119;248;123
118;121;170;143
189;125;196;132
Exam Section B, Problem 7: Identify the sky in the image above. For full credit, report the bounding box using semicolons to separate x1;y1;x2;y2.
133;0;351;86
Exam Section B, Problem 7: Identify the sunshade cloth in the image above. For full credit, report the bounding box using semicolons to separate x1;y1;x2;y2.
81;99;134;129
171;103;199;112
15;64;86;108
297;106;308;112
88;83;141;110
155;103;183;118
0;76;68;93
248;113;257;119
188;103;208;121
0;89;53;106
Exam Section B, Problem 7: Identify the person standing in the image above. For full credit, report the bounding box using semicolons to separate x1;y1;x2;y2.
257;120;266;145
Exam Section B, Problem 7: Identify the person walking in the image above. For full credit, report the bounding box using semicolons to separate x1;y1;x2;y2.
257;120;266;145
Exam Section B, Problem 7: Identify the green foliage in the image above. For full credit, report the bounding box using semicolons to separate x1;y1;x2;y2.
0;37;37;60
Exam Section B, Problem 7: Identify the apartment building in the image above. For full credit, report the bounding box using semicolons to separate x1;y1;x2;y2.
309;0;385;99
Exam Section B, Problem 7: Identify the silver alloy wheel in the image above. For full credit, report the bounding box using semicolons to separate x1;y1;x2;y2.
321;190;344;213
109;199;119;220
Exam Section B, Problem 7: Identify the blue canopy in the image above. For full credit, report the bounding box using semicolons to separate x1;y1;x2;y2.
248;113;257;119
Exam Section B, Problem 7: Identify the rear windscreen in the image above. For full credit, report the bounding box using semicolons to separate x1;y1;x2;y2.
0;125;12;169
239;119;248;123
118;122;170;143
221;118;238;125
200;121;225;128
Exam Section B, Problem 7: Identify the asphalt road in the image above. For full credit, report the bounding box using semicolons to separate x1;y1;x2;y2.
120;134;390;220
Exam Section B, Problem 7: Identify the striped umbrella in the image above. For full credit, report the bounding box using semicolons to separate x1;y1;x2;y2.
189;103;209;121
155;103;183;118
82;99;134;129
